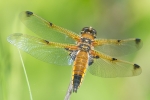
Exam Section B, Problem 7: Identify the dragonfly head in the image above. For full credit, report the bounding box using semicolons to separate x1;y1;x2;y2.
81;27;97;38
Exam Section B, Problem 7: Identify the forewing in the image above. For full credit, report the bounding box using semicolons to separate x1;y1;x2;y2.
93;38;143;57
88;50;142;78
19;11;80;43
7;33;75;66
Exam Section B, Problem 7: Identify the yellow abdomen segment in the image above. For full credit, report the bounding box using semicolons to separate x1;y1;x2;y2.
72;51;89;92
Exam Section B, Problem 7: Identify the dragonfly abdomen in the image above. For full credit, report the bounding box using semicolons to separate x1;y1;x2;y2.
72;51;89;92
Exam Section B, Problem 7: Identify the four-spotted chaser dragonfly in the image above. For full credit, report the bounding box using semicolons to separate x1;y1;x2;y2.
7;11;142;93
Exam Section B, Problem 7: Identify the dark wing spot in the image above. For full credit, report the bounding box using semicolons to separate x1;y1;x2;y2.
135;38;141;44
117;40;121;42
112;58;117;61
25;11;33;17
49;22;53;26
133;64;140;70
44;40;49;44
65;48;69;50
95;55;99;59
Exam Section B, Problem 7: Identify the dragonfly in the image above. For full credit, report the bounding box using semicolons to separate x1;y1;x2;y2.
7;11;142;96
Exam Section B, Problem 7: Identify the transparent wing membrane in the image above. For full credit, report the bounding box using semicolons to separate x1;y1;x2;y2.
7;33;75;66
88;50;142;78
94;38;143;57
19;11;80;44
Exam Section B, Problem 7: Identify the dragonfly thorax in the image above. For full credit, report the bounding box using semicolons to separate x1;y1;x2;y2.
78;44;91;52
81;37;92;44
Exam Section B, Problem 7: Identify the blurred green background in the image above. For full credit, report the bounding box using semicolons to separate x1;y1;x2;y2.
0;0;150;100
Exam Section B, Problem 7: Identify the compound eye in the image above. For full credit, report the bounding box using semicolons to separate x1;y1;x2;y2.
93;29;97;34
91;29;96;34
81;27;89;33
81;27;97;38
92;29;97;37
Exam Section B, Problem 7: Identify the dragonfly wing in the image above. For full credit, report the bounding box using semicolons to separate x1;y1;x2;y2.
19;11;80;44
94;38;143;57
7;33;75;66
88;50;142;78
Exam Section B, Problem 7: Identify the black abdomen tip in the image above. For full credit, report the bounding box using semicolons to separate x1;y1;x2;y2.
72;74;82;93
73;84;78;93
